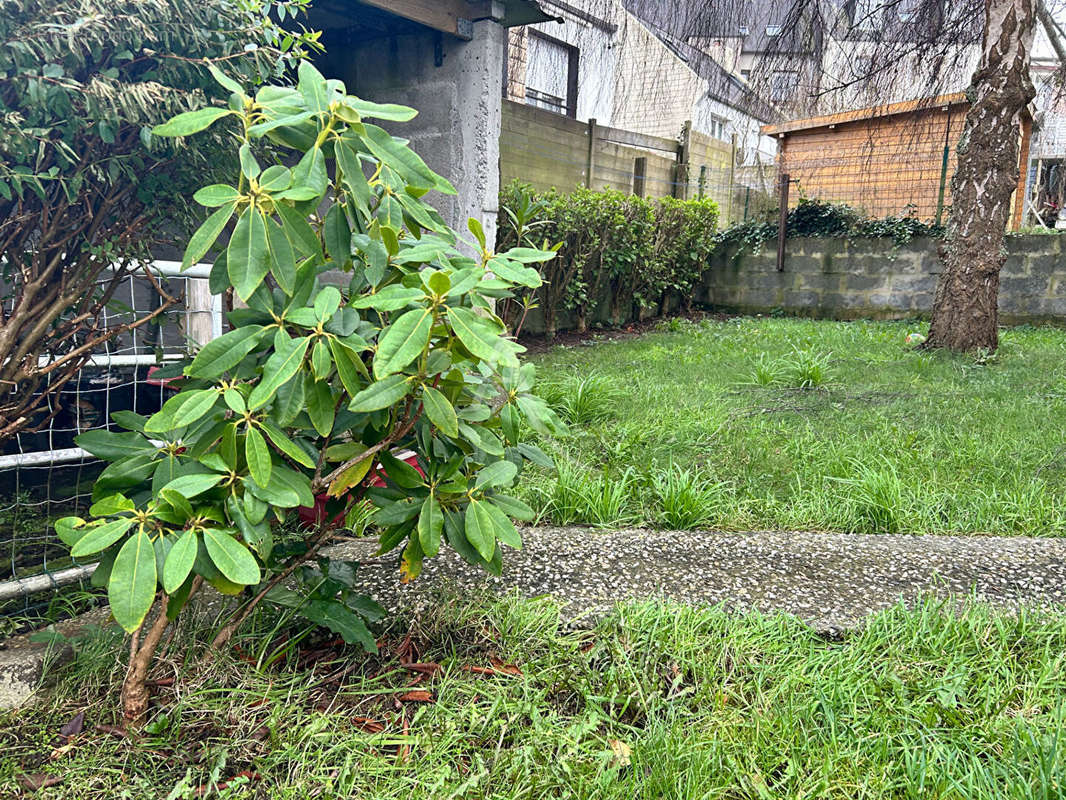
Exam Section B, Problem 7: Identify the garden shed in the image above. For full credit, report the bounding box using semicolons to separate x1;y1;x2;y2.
762;94;1032;229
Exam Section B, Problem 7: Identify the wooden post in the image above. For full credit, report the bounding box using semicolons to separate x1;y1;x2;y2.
186;278;216;349
776;172;789;273
727;133;737;225
675;119;692;199
586;118;597;189
633;156;647;197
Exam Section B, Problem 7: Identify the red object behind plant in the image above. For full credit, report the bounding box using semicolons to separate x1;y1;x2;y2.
146;365;181;390
297;451;422;529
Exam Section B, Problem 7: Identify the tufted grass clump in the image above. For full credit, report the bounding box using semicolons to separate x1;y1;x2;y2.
648;464;731;529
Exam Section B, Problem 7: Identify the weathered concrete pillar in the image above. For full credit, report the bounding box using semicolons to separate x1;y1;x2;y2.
338;20;506;247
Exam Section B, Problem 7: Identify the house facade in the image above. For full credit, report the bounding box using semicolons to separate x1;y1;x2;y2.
503;0;778;166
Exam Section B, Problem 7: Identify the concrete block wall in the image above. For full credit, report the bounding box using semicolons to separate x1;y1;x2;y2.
700;234;1066;325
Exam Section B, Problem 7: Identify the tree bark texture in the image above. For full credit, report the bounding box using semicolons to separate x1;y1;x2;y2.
120;595;171;727
926;0;1035;351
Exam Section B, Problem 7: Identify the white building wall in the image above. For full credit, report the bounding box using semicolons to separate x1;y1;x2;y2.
527;1;621;124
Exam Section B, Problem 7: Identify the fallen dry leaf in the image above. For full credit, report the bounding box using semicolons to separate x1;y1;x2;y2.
396;690;434;703
352;716;386;734
48;742;75;762
400;662;441;675
608;739;632;768
59;711;85;739
490;657;523;676
94;724;129;739
18;773;65;792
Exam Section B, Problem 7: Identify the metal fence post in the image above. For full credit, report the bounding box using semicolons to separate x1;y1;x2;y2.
777;172;790;272
727;133;737;225
586;118;597;189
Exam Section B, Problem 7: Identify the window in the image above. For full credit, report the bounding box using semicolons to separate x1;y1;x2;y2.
853;0;882;31
769;70;798;101
707;115;727;140
738;25;750;35
765;24;782;36
525;31;579;117
897;0;919;21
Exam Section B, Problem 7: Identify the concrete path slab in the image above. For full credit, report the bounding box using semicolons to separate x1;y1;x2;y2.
330;527;1066;632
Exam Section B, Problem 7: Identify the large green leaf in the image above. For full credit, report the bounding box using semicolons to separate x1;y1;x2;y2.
379;450;423;489
290;146;327;197
344;98;417;122
475;460;518;490
360;123;452;193
374;307;433;378
193;184;241;207
259;420;316;468
267;216;297;295
483;501;523;549
185;325;266;379
418;494;443;556
464;499;496;561
108;530;157;633
447;306;515;366
228;207;272;301
351;285;425;311
301;599;376;652
328;337;365;397
75;430;151;461
487;494;536;522
89;494;135;517
336;140;372;211
163;530;198;594
161;473;224;499
182;202;235;271
142;389;219;434
323;204;351;268
203;528;261;585
349;374;411;412
249;336;310;410
420;386;458;437
153;107;233;137
487;256;542;288
70;517;134;558
273;373;307;425
55;516;85;548
306;380;336;437
298;59;329;114
245;424;272;487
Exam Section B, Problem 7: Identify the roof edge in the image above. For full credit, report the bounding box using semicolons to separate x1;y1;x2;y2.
761;93;969;136
500;0;559;27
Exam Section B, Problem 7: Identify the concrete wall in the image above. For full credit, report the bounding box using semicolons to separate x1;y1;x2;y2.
701;234;1066;325
327;21;505;244
500;100;680;197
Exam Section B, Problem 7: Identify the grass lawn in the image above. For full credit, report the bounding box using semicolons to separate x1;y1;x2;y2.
520;316;1066;535
3;595;1066;799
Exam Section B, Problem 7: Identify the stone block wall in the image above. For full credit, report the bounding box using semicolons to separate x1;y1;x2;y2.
700;234;1066;325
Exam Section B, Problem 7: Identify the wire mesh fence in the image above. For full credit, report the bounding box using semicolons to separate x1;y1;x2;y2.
0;263;220;628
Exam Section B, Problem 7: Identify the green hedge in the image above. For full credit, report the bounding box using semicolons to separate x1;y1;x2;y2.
497;182;719;337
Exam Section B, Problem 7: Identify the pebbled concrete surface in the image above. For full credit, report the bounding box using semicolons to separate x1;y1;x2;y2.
0;607;109;709
329;527;1066;633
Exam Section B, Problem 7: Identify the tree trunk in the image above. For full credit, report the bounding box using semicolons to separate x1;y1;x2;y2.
120;595;171;727
925;0;1035;352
